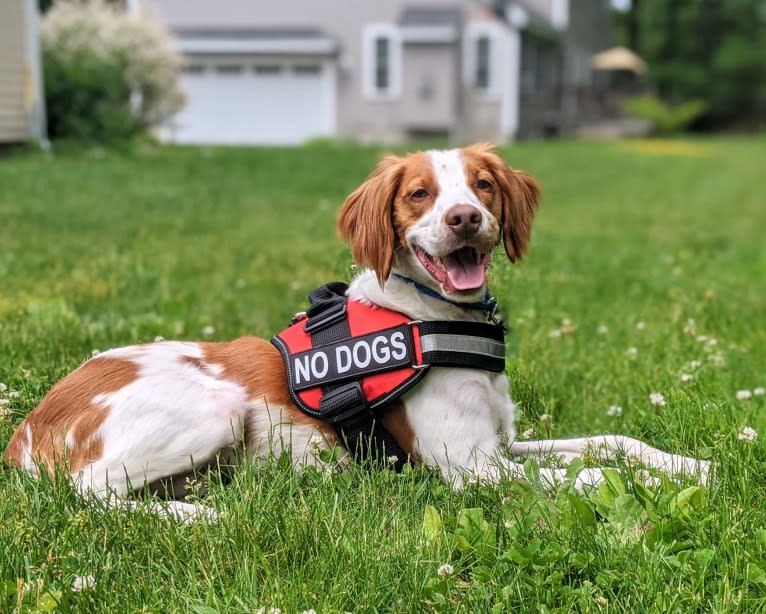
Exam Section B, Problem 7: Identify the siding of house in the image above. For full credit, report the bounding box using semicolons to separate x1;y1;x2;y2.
0;1;28;142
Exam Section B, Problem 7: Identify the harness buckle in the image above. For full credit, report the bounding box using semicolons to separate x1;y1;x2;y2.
304;300;347;333
320;381;370;426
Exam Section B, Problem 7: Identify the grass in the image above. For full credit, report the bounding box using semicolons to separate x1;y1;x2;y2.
1;136;765;613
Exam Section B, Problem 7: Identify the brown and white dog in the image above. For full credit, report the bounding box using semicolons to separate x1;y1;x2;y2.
3;144;708;520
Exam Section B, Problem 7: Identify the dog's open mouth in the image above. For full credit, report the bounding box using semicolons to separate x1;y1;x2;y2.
414;245;490;294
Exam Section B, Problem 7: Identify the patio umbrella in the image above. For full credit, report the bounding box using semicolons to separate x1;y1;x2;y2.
591;46;647;74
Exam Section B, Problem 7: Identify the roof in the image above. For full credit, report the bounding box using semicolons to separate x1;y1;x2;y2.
173;27;339;55
398;6;462;44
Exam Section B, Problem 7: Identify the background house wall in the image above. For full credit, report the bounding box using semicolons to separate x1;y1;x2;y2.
0;0;46;144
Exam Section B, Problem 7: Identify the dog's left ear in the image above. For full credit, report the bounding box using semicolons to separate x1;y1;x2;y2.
465;143;541;262
337;155;404;286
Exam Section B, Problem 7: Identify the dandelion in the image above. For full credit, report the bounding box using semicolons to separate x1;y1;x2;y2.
738;426;757;442
201;325;215;336
437;563;454;577
71;575;95;592
521;428;534;439
626;347;638;359
597;324;608;335
736;390;752;401
649;392;666;407
754;387;765;396
636;321;646;331
680;373;693;382
607;405;623;417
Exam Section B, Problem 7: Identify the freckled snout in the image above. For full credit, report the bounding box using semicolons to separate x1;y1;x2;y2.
445;204;481;240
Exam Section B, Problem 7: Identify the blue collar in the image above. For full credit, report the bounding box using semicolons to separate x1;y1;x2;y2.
391;273;503;325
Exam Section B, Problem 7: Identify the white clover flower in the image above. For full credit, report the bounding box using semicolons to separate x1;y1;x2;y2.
8;390;19;398
626;347;638;359
709;353;726;366
154;336;165;342
636;321;646;331
548;328;562;338
307;435;323;458
649;392;666;407
0;398;10;407
680;373;693;382
387;455;399;466
521;428;534;440
754;387;765;396
683;318;696;335
300;610;317;614
0;383;6;393
738;426;757;442
696;335;709;343
539;413;552;424
736;390;752;401
607;405;623;417
689;360;702;370
707;338;718;347
201;325;215;336
597;324;608;335
437;563;454;577
71;575;95;592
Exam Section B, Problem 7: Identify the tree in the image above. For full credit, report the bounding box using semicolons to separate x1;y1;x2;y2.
616;0;766;129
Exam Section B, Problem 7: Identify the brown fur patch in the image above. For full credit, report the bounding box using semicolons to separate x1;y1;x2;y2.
200;337;340;445
3;356;138;473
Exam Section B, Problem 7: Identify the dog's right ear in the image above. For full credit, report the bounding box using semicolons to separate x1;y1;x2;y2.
337;155;404;287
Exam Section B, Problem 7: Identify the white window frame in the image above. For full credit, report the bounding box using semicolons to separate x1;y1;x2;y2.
362;24;402;100
464;23;503;101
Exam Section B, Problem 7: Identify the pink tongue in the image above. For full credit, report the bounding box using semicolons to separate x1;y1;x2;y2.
442;247;485;291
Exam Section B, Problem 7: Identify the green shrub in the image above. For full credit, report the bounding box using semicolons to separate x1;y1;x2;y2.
622;96;708;136
41;1;184;141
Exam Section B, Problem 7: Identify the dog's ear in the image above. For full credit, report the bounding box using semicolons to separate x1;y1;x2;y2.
337;155;404;286
465;143;541;263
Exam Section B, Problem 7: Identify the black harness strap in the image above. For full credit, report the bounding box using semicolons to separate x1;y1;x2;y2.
304;284;411;470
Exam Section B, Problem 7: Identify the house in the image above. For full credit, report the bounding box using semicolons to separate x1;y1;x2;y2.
142;0;612;145
0;0;46;145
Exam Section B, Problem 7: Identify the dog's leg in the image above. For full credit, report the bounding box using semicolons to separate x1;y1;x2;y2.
509;435;709;485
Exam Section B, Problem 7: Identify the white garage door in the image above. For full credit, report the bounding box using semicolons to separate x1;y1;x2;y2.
170;60;334;145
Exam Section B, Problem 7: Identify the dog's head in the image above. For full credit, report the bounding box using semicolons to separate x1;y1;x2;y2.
337;143;541;300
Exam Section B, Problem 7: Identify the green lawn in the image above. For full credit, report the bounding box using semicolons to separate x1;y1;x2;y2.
1;137;765;613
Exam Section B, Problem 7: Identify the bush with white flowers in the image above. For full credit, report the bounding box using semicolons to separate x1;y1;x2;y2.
42;0;184;140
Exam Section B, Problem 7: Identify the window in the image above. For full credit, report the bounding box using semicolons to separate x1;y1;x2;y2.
215;64;243;75
475;36;491;90
374;37;390;90
363;24;401;99
254;65;281;75
293;65;321;76
183;63;205;74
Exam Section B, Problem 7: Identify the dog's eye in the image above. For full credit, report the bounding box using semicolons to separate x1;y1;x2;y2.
411;189;429;200
476;179;493;191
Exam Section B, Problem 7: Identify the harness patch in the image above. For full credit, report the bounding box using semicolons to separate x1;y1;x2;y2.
290;324;415;390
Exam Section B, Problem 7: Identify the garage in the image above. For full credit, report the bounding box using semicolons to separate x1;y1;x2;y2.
164;28;338;146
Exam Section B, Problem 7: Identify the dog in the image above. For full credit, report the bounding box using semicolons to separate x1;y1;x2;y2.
3;144;708;521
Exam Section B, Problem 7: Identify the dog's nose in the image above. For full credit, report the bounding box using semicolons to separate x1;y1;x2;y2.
445;204;482;238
